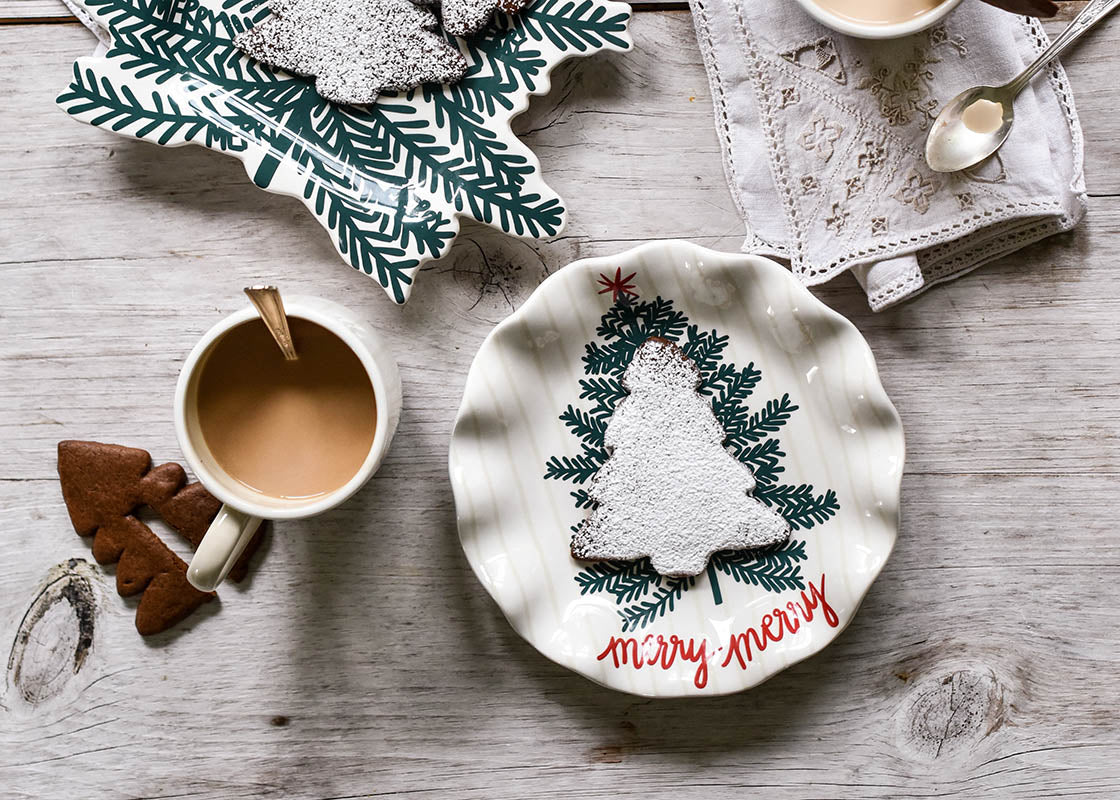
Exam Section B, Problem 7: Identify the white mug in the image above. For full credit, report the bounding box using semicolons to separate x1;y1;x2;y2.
793;0;963;39
174;295;401;592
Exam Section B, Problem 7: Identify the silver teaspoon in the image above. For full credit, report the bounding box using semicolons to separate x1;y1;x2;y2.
244;285;298;360
926;0;1120;173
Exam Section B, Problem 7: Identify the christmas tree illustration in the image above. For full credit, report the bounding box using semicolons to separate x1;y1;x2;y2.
571;337;790;576
544;289;840;631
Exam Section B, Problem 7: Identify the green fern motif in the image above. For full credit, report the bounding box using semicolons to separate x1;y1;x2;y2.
57;0;631;303
578;376;626;409
574;558;661;605
755;485;840;531
546;294;840;630
710;539;808;593
681;325;729;374
543;448;606;484
617;576;693;632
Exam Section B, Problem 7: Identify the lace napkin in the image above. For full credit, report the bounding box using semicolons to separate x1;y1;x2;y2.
690;0;1086;310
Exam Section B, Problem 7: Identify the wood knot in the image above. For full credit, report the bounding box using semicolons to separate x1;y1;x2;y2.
899;666;1007;761
5;559;100;709
437;233;551;313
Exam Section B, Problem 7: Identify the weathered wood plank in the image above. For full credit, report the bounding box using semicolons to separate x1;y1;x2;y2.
1;9;1119;800
0;0;71;20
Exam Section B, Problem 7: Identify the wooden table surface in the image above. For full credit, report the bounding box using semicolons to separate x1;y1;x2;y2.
2;1;1118;798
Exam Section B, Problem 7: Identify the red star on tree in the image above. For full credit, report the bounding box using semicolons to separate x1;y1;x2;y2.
597;268;638;303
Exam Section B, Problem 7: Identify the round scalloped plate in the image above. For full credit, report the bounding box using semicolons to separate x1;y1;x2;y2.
450;240;904;697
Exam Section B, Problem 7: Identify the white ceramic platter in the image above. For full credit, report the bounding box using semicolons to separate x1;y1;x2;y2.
56;0;632;304
450;240;904;697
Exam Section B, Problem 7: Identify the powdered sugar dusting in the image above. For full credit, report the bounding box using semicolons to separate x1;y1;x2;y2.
571;338;790;576
414;0;531;37
235;0;468;106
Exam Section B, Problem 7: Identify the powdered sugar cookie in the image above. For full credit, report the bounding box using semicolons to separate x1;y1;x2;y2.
414;0;531;37
235;0;468;105
570;337;791;577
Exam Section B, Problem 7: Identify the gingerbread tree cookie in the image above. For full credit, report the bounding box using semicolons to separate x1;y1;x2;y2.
234;0;468;106
57;441;264;634
570;338;791;577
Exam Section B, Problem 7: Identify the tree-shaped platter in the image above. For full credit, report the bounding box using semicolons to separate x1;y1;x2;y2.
56;0;632;303
450;241;905;697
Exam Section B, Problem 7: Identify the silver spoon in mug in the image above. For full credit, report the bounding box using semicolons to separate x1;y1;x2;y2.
926;0;1120;173
244;285;298;360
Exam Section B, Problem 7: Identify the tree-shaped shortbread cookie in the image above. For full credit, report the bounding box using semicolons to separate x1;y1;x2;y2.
571;338;791;577
235;0;468;105
414;0;530;37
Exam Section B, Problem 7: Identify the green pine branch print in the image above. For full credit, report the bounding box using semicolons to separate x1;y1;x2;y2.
61;67;244;150
514;0;631;52
681;325;729;374
578;376;625;409
705;361;763;412
57;0;631;303
570;488;595;509
710;539;808;593
574;558;661;605
755;485;841;531
544;294;840;631
596;295;688;344
582;340;636;376
737;394;798;442
733;437;785;482
306;184;453;299
559;405;607;447
543;447;607;484
617;577;693;633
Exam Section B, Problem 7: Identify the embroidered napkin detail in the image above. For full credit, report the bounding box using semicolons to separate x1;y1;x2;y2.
691;0;1086;310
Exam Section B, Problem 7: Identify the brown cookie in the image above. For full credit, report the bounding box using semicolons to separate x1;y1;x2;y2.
58;441;213;634
112;517;215;636
58;441;185;535
157;483;266;584
57;441;267;634
414;0;530;37
153;481;222;544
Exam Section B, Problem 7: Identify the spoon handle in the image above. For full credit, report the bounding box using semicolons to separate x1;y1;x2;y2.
244;285;299;361
1006;0;1120;96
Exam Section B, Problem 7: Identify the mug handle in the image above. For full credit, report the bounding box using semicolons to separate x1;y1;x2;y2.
187;505;262;592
